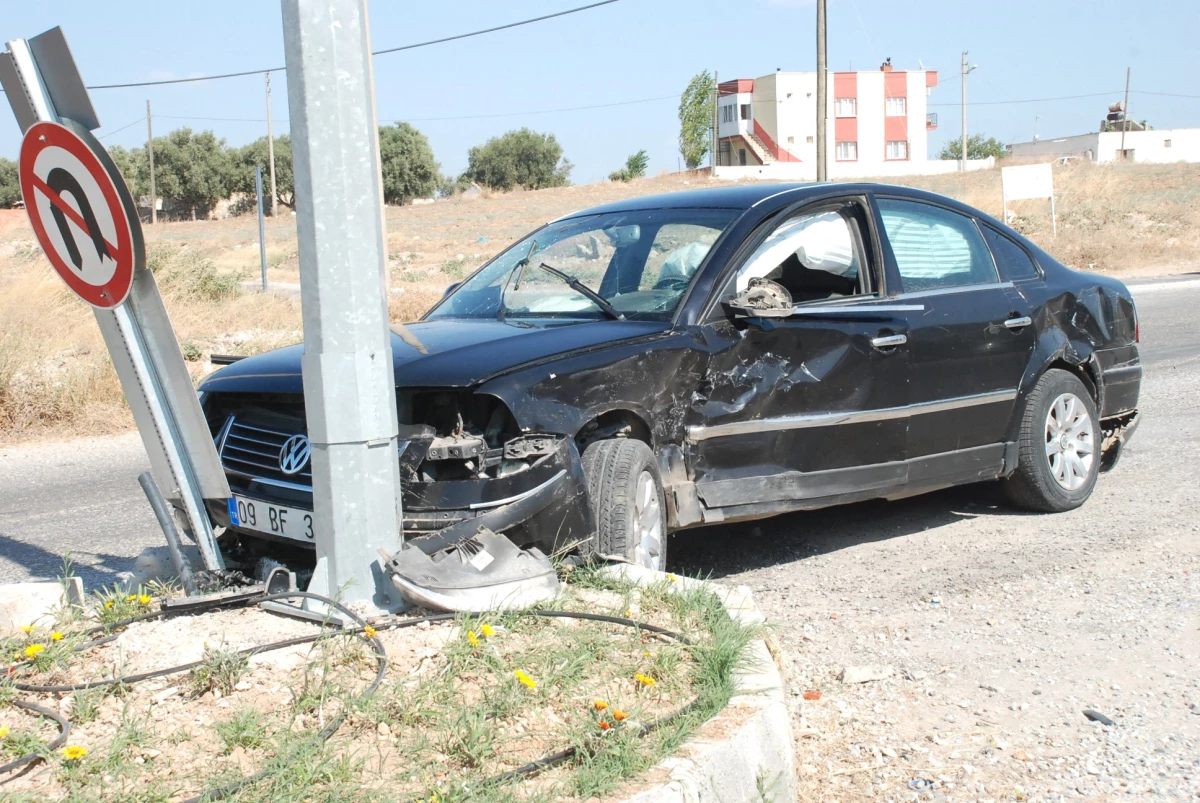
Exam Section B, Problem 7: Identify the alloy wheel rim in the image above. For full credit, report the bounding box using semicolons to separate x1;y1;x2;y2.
1044;392;1094;491
632;470;664;571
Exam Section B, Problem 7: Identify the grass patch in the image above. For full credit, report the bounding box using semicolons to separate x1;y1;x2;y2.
215;708;269;753
189;643;249;697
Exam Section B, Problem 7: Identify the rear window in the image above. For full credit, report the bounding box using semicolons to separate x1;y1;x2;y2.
981;226;1041;281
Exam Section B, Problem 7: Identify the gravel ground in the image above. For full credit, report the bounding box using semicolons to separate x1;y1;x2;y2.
676;359;1200;801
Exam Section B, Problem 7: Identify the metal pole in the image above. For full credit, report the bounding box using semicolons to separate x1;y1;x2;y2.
146;99;156;224
256;166;267;291
281;0;403;610
815;0;827;181
960;51;968;171
1119;66;1131;159
138;472;199;596
711;69;718;171
266;72;278;217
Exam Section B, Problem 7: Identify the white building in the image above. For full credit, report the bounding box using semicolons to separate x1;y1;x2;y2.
1007;127;1200;164
712;62;991;181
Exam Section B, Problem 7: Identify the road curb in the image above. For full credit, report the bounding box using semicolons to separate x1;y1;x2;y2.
601;565;797;803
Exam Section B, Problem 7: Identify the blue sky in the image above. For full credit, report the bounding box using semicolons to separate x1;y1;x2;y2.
2;0;1198;184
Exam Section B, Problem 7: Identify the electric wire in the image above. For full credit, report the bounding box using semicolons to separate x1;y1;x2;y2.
1;589;702;801
96;116;147;140
0;1;622;93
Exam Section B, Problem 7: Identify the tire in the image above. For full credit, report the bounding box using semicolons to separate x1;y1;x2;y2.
1003;369;1101;512
581;439;667;570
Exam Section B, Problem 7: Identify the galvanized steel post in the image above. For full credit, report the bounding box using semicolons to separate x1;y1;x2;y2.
280;0;404;609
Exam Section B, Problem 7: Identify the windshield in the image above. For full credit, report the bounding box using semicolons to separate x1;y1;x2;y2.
426;208;738;322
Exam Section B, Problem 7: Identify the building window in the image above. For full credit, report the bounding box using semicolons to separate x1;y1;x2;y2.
739;148;747;166
787;136;795;144
806;135;814;144
740;103;751;121
719;141;731;166
836;141;857;161
721;105;735;124
886;97;906;116
886;140;908;160
1165;139;1173;148
835;97;857;117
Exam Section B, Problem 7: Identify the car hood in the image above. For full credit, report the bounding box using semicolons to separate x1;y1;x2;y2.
198;318;671;394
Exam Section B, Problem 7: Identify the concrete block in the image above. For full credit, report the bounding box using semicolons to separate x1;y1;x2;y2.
0;578;82;633
115;545;203;590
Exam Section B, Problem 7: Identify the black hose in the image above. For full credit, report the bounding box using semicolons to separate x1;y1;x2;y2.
0;700;71;779
4;594;702;800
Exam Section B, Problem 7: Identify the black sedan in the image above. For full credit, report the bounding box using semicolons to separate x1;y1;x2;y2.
198;182;1142;575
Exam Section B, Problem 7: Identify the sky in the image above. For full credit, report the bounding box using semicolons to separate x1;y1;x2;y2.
2;0;1198;185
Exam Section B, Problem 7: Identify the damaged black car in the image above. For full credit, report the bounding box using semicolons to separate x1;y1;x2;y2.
198;183;1142;581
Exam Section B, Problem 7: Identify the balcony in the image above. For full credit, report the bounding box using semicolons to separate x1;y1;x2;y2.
926;112;938;130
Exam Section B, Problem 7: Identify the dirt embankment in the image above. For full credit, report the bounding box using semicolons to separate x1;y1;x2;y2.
1;162;1197;444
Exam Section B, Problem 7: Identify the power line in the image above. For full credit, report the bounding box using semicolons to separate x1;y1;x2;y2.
30;1;622;92
1131;89;1200;99
97;116;146;139
930;91;1120;107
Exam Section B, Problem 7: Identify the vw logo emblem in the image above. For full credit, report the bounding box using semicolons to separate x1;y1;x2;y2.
278;434;311;476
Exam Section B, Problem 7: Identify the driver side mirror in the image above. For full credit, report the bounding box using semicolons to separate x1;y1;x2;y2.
722;277;795;319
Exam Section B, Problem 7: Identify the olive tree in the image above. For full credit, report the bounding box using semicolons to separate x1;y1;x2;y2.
377;123;440;205
461;128;572;191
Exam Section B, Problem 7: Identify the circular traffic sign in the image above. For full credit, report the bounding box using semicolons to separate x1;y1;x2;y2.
19;120;139;308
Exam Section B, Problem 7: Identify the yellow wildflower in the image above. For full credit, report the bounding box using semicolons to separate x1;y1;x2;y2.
613;708;628;721
104;600;114;609
599;720;612;730
668;573;679;583
19;625;34;634
24;644;45;658
50;632;64;642
363;625;377;639
61;745;88;761
593;699;608;710
138;595;152;605
0;727;8;739
514;670;537;689
480;623;495;638
126;596;136;602
634;672;656;687
467;630;479;648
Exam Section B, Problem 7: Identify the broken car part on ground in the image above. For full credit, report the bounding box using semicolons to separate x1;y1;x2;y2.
196;183;1142;608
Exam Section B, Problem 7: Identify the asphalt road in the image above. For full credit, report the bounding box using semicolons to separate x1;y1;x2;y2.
0;276;1197;589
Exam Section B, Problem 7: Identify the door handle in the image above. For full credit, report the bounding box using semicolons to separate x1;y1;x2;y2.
1004;316;1033;330
871;334;908;350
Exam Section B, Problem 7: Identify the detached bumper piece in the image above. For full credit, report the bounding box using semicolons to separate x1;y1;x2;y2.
1099;410;1140;473
383;528;559;613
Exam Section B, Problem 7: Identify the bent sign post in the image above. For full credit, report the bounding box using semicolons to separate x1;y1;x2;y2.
1;29;228;572
19;120;136;308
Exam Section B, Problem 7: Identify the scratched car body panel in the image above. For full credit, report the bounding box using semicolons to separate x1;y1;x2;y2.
198;183;1141;564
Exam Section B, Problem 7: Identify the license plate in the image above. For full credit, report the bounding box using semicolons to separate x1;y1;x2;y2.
228;496;314;543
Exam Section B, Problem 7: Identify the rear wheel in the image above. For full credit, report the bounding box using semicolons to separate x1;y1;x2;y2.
581;439;667;571
1004;369;1100;512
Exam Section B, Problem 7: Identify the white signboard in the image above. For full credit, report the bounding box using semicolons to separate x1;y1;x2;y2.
1002;163;1057;236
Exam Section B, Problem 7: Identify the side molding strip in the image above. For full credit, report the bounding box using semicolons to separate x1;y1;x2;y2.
686;389;1018;441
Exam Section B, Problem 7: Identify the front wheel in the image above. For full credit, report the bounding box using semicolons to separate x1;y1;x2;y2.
1003;369;1101;512
581;439;667;571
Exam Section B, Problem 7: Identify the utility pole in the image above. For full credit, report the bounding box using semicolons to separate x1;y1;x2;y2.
146;100;157;224
1119;66;1131;159
266;72;278;216
816;0;827;181
712;69;719;171
960;52;976;172
281;0;403;612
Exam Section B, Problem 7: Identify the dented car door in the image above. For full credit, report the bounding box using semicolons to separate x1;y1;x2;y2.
684;198;915;514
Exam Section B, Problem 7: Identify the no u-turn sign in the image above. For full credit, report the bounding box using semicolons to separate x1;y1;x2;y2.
19;120;140;308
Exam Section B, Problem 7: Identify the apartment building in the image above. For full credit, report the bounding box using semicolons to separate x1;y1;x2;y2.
716;61;945;180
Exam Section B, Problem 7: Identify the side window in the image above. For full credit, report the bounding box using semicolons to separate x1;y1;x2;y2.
877;198;998;292
733;207;866;303
981;226;1041;281
639;224;721;291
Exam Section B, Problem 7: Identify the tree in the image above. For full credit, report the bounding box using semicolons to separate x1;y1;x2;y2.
0;158;20;208
938;134;1007;161
150;128;235;219
106;145;147;201
462;128;572;192
377;123;440;205
234;135;295;210
609;150;649;182
678;71;715;170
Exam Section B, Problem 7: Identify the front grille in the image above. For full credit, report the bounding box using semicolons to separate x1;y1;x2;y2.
218;417;312;490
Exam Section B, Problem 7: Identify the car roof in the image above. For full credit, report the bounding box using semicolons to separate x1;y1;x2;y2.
556;183;817;218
